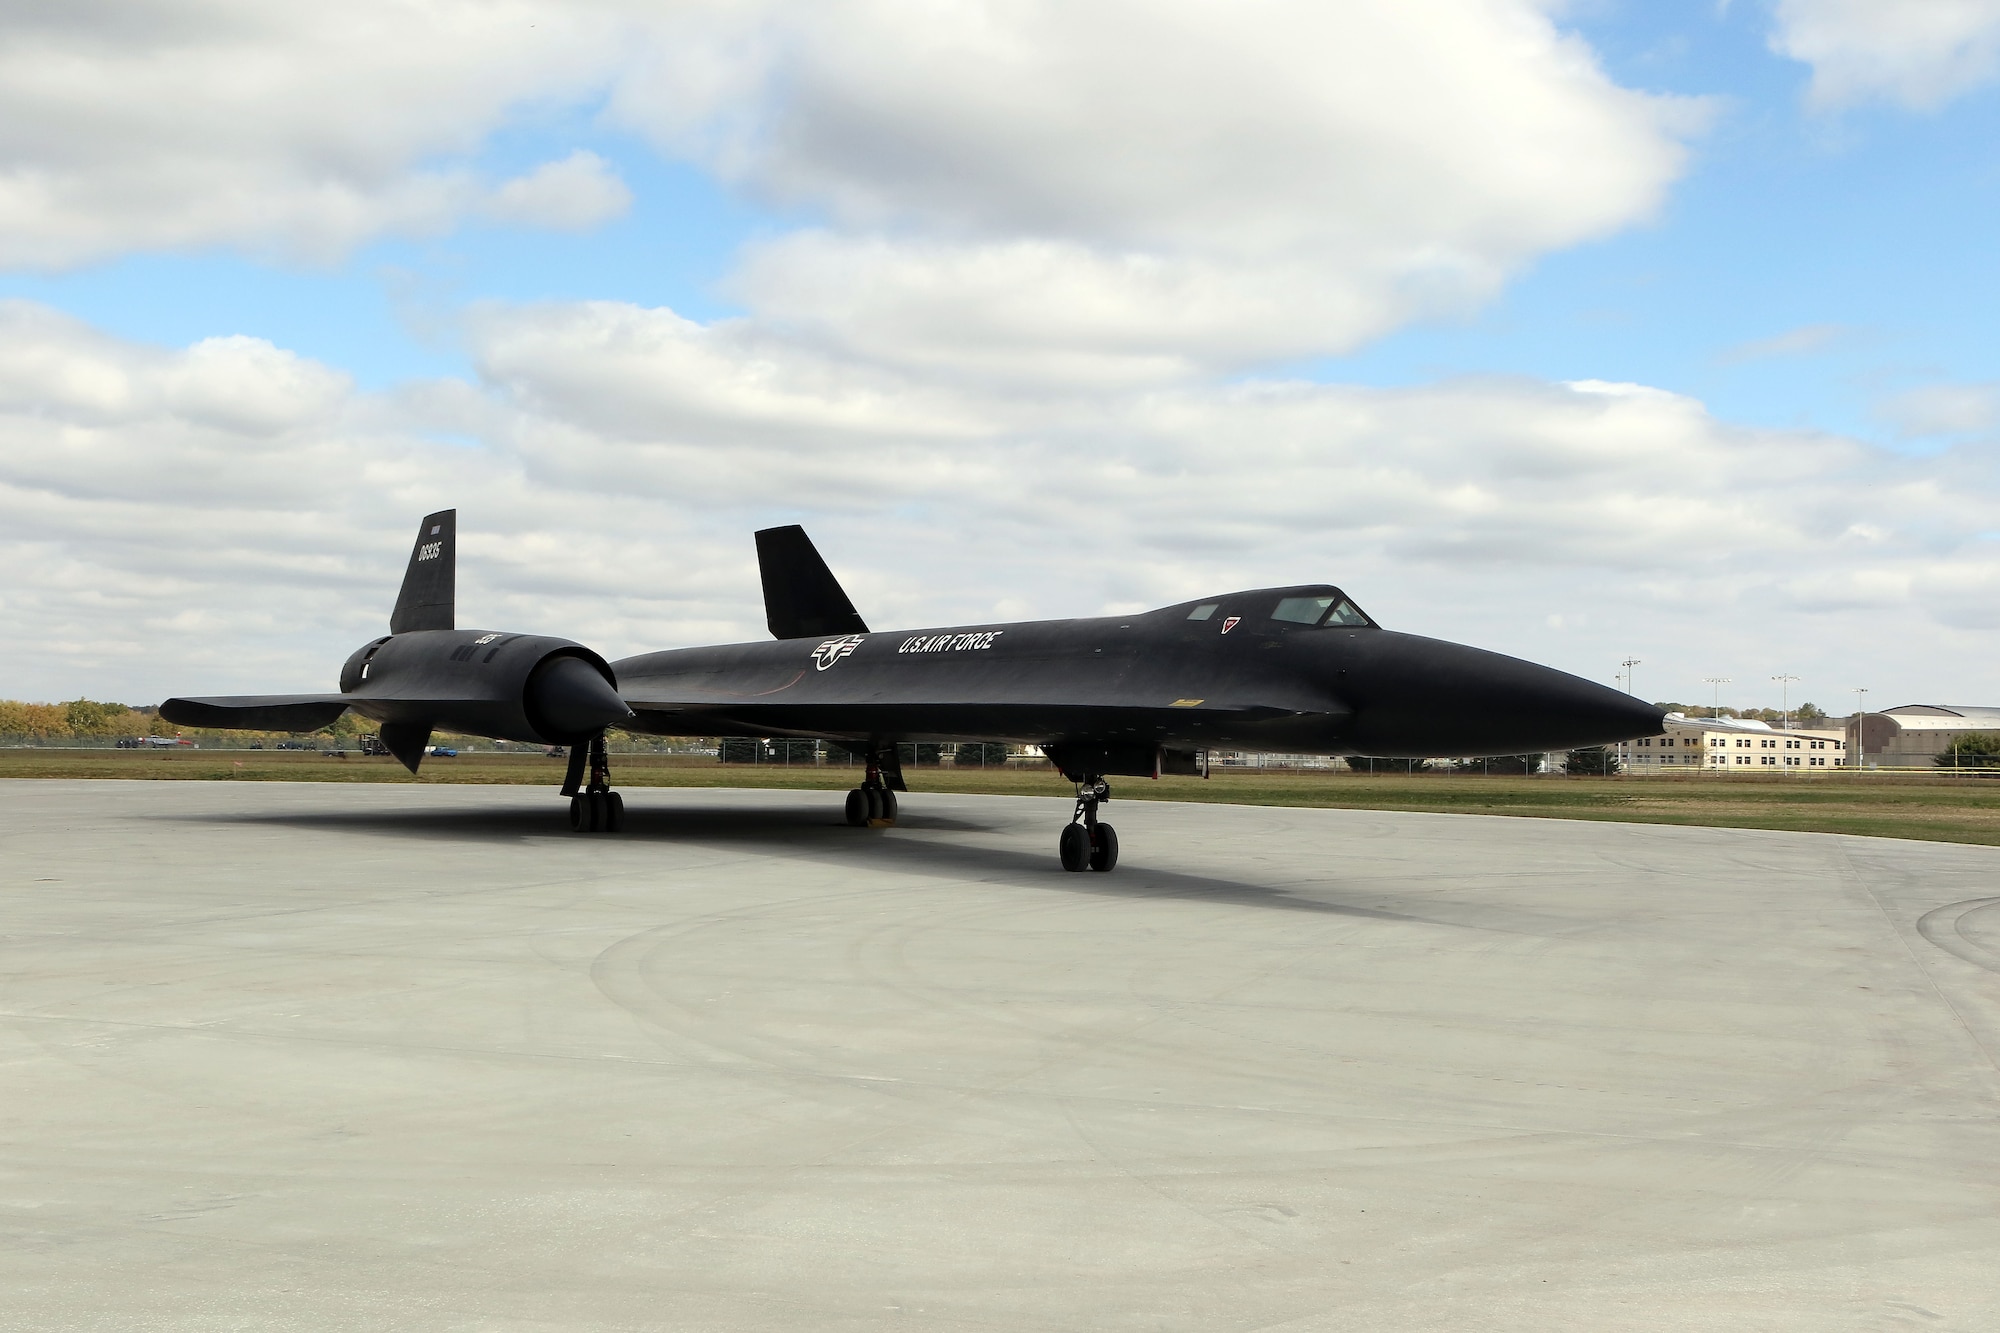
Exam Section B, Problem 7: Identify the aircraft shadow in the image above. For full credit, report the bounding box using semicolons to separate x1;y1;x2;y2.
162;802;1442;923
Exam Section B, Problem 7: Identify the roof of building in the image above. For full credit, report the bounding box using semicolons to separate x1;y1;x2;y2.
1663;713;1772;732
1876;705;2000;731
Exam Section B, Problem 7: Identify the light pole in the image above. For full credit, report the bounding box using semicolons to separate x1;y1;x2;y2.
1619;657;1642;773
1703;676;1731;773
1852;687;1868;772
1772;674;1799;731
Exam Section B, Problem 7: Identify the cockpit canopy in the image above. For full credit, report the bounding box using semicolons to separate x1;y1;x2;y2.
1181;586;1377;629
1269;593;1372;627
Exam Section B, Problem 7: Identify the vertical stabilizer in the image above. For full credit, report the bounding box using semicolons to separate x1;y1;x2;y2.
755;526;869;639
390;510;455;634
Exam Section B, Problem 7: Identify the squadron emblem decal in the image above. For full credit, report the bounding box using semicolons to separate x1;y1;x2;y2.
1221;617;1240;634
811;634;866;670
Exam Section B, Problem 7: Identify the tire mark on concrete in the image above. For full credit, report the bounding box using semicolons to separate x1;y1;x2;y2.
1916;897;2000;975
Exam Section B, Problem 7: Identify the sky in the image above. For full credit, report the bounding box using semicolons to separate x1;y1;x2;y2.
3;0;1999;717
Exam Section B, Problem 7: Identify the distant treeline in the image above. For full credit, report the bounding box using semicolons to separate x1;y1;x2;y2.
0;698;153;739
0;699;723;751
1653;701;1835;726
0;698;386;743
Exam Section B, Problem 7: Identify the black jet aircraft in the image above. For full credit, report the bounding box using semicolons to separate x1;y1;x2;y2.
163;510;1663;871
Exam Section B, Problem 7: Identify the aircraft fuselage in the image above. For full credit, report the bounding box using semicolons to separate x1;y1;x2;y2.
614;583;1660;773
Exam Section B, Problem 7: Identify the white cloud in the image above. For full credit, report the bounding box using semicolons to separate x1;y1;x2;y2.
0;301;349;432
1878;382;2000;437
484;151;632;231
0;1;632;265
632;0;1705;380
1717;323;1850;364
7;300;2000;713
0;1;1700;379
1771;0;2000;110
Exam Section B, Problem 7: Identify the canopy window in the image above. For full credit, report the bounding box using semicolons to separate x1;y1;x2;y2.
1271;596;1335;624
1270;594;1375;628
1186;603;1221;621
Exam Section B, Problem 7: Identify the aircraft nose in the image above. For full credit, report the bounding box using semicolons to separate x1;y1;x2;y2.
1339;632;1664;757
1509;669;1665;752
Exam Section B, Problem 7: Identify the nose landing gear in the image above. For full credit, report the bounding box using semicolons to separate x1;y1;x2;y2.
1060;779;1118;872
844;750;899;827
561;733;624;833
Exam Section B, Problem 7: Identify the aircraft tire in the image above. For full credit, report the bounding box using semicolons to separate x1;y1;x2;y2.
603;791;625;833
845;789;869;826
568;794;588;832
586;790;608;832
1059;822;1090;872
864;788;886;821
877;789;898;823
1089;823;1118;872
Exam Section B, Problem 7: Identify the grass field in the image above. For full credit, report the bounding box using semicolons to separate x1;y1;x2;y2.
7;747;2000;846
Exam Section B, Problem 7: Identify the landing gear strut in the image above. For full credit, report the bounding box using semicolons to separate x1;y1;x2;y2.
1060;778;1118;872
561;732;623;833
844;752;899;827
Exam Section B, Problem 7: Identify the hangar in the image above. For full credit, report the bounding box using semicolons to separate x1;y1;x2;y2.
1851;704;2000;767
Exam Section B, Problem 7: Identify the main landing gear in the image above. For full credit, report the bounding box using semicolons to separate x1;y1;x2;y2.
844;753;899;827
1060;778;1118;873
561;732;623;833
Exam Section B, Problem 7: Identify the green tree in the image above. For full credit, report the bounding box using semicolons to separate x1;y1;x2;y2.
1936;733;2000;769
1794;702;1828;726
1451;754;1542;775
63;699;133;737
954;742;1009;766
1345;757;1407;773
1565;745;1620;776
0;700;70;737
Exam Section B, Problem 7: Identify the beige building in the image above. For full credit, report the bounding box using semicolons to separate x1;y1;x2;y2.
1621;713;1847;773
1848;705;2000;767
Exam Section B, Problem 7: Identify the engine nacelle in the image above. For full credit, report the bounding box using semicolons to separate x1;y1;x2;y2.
338;629;630;745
